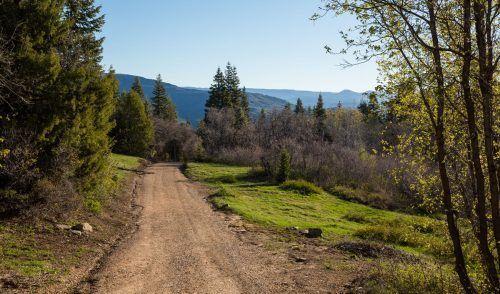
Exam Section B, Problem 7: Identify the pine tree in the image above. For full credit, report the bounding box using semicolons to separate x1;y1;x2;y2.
152;74;177;122
205;67;227;112
131;76;146;100
131;76;151;114
313;93;327;139
225;62;241;108
114;90;154;157
294;98;305;114
0;0;118;209
313;93;326;120
277;149;291;183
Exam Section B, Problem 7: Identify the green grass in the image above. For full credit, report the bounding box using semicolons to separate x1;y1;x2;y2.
186;162;451;259
111;153;143;182
0;226;57;277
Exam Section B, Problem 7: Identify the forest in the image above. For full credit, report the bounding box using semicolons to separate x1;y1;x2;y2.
0;0;498;293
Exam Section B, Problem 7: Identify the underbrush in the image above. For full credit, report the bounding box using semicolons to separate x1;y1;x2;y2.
354;220;452;259
366;261;463;294
280;179;322;195
328;185;397;210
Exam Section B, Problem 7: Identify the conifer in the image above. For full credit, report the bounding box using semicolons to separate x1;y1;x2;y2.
294;98;305;114
277;149;291;183
152;74;177;122
114;90;154;157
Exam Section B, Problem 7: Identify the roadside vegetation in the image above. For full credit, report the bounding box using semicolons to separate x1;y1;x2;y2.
186;162;487;292
0;153;142;288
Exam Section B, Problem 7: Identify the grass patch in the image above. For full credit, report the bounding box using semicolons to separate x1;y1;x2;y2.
0;228;56;277
280;179;322;195
110;153;143;182
185;162;452;260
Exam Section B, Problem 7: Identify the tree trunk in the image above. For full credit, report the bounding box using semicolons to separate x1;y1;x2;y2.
427;1;476;292
473;0;500;284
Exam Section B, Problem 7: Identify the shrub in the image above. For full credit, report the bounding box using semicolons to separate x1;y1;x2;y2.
280;179;322;195
342;211;371;223
367;261;463;294
328;185;394;210
354;221;451;259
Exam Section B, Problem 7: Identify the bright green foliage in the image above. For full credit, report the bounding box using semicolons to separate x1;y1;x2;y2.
277;149;291;183
152;74;177;122
294;98;305;114
113;90;154;157
185;163;453;258
110;153;142;182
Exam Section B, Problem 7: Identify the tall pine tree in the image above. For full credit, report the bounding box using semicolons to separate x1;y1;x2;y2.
152;74;177;122
294;98;305;114
205;67;227;111
0;0;119;211
313;93;327;139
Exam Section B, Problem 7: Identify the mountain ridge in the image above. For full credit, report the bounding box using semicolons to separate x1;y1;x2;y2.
116;74;367;125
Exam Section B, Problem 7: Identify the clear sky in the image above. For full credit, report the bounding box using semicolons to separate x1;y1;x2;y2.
96;0;378;92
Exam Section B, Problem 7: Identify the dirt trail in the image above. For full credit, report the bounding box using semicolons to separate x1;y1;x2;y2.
93;163;301;294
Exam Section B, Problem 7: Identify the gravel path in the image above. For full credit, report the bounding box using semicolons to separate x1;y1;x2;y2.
92;163;296;294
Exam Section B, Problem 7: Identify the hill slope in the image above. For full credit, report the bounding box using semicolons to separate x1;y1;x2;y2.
245;88;367;108
116;74;288;125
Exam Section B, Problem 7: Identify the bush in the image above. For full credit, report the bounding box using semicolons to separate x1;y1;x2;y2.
280;179;322;195
367;261;463;294
328;185;394;210
354;221;451;259
342;211;371;223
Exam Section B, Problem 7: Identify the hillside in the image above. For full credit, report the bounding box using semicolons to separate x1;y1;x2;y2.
187;87;368;108
116;74;289;124
245;88;367;108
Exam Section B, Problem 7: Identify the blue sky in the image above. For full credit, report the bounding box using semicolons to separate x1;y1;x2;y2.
96;0;378;92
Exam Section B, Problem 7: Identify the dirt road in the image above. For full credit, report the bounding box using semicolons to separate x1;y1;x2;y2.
91;163;358;293
92;163;296;293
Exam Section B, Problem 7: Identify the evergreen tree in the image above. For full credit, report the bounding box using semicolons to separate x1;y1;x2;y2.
313;93;326;120
240;87;250;121
313;93;327;138
152;74;177;122
205;67;227;112
225;62;241;108
131;76;150;114
277;149;291;183
131;76;146;100
294;98;305;114
0;0;120;211
114;90;154;157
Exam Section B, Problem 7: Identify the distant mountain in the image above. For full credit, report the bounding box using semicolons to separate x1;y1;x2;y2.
244;88;368;108
187;87;368;108
115;74;289;125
